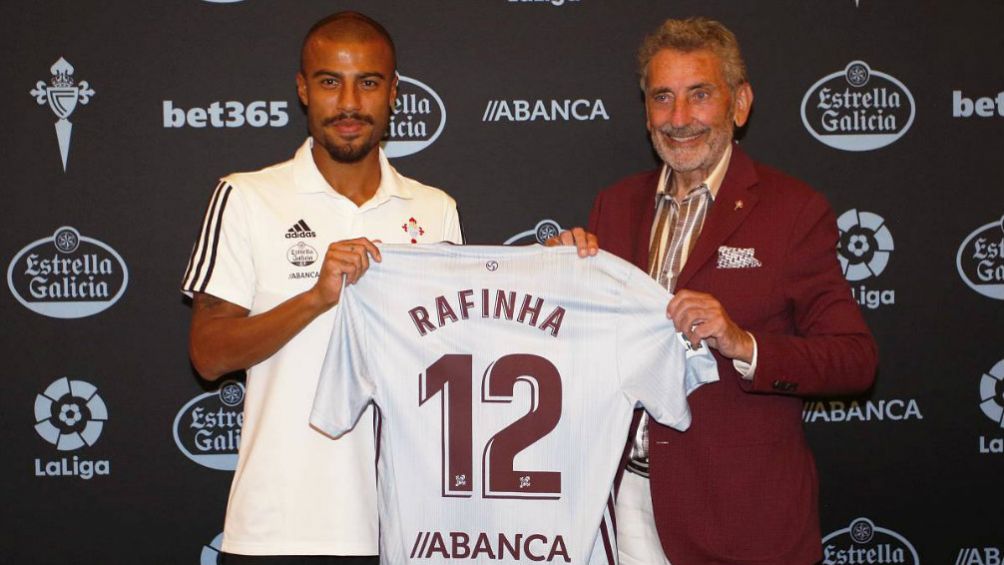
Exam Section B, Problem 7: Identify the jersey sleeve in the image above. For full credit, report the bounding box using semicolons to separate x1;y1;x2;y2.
615;269;719;431
310;287;377;438
180;180;255;309
443;197;464;244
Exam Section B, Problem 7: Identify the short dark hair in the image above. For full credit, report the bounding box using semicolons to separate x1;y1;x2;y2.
300;11;397;72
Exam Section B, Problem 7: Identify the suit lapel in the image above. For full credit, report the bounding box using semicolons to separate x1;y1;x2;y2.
676;146;760;290
636;183;658;271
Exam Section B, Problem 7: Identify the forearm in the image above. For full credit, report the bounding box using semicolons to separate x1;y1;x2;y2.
189;290;329;380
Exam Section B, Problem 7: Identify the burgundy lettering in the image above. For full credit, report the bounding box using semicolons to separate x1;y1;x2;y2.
458;289;475;319
517;294;543;326
409;306;435;337
436;295;459;326
538;307;566;337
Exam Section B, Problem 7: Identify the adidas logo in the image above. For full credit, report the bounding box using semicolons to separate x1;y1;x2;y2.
285;219;316;239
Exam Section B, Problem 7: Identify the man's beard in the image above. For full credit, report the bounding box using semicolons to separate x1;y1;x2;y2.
319;112;381;164
651;107;734;174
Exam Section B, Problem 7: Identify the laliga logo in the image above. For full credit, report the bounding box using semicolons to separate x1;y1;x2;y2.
801;61;914;151
822;517;918;565
957;213;1004;300
979;359;1004;428
201;533;224;565
836;209;895;309
173;380;244;470
504;219;563;245
7;226;129;319
34;377;111;480
30;57;95;171
978;359;1004;454
384;75;445;158
837;209;893;280
34;377;107;451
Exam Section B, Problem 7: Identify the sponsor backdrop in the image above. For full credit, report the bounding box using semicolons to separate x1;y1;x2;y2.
1;1;1001;563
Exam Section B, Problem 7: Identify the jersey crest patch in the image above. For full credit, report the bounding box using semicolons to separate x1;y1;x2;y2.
402;217;426;244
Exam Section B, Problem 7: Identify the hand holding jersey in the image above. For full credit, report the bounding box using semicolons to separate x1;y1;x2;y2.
310;237;383;309
667;288;754;360
544;226;600;258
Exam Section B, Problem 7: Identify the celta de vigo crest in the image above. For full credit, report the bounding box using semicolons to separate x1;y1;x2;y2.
30;57;95;172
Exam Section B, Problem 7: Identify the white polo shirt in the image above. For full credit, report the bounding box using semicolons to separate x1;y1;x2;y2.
181;138;463;556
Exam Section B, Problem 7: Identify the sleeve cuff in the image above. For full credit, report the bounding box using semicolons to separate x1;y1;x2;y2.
733;332;758;380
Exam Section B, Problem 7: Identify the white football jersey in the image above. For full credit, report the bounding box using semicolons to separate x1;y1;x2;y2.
310;244;718;565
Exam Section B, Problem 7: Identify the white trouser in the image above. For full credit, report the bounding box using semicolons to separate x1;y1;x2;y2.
616;471;672;565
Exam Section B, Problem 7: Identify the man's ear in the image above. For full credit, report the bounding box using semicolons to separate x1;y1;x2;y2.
389;72;399;111
733;83;753;127
296;72;309;107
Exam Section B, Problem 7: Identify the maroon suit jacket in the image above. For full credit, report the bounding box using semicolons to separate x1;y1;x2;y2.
589;146;877;565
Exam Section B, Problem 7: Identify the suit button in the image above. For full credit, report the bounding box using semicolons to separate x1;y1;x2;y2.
772;380;797;392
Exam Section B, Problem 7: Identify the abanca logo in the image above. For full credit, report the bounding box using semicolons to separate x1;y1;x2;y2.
957;213;1004;300
801;61;915;151
483;98;609;122
7;226;129;319
173;380;244;470
822;517;919;564
384;75;445;158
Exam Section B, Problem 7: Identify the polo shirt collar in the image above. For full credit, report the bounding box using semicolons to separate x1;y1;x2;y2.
292;137;415;202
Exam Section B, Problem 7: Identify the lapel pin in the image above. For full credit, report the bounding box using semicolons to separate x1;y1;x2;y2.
734;200;744;211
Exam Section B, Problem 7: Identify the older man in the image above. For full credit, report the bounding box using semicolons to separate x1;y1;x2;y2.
588;18;878;565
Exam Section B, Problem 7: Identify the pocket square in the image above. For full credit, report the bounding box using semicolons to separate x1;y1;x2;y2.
717;245;762;269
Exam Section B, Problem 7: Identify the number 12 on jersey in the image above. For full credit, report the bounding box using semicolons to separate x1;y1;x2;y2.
419;353;563;500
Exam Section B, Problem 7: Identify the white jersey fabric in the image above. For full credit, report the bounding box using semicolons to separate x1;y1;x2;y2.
310;245;718;565
181;138;462;556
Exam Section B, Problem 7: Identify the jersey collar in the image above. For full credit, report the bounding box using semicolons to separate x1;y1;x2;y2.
293;138;415;204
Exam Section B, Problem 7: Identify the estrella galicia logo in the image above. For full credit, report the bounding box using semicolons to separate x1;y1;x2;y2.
822;517;919;564
201;532;224;565
7;226;129;319
837;210;893;281
30;57;95;171
384;75;445;158
173;380;244;471
35;377;107;450
33;377;111;479
287;242;318;267
957;213;1004;300
801;61;915;151
504;219;563;245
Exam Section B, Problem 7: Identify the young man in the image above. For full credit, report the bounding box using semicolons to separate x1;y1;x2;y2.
182;12;461;564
